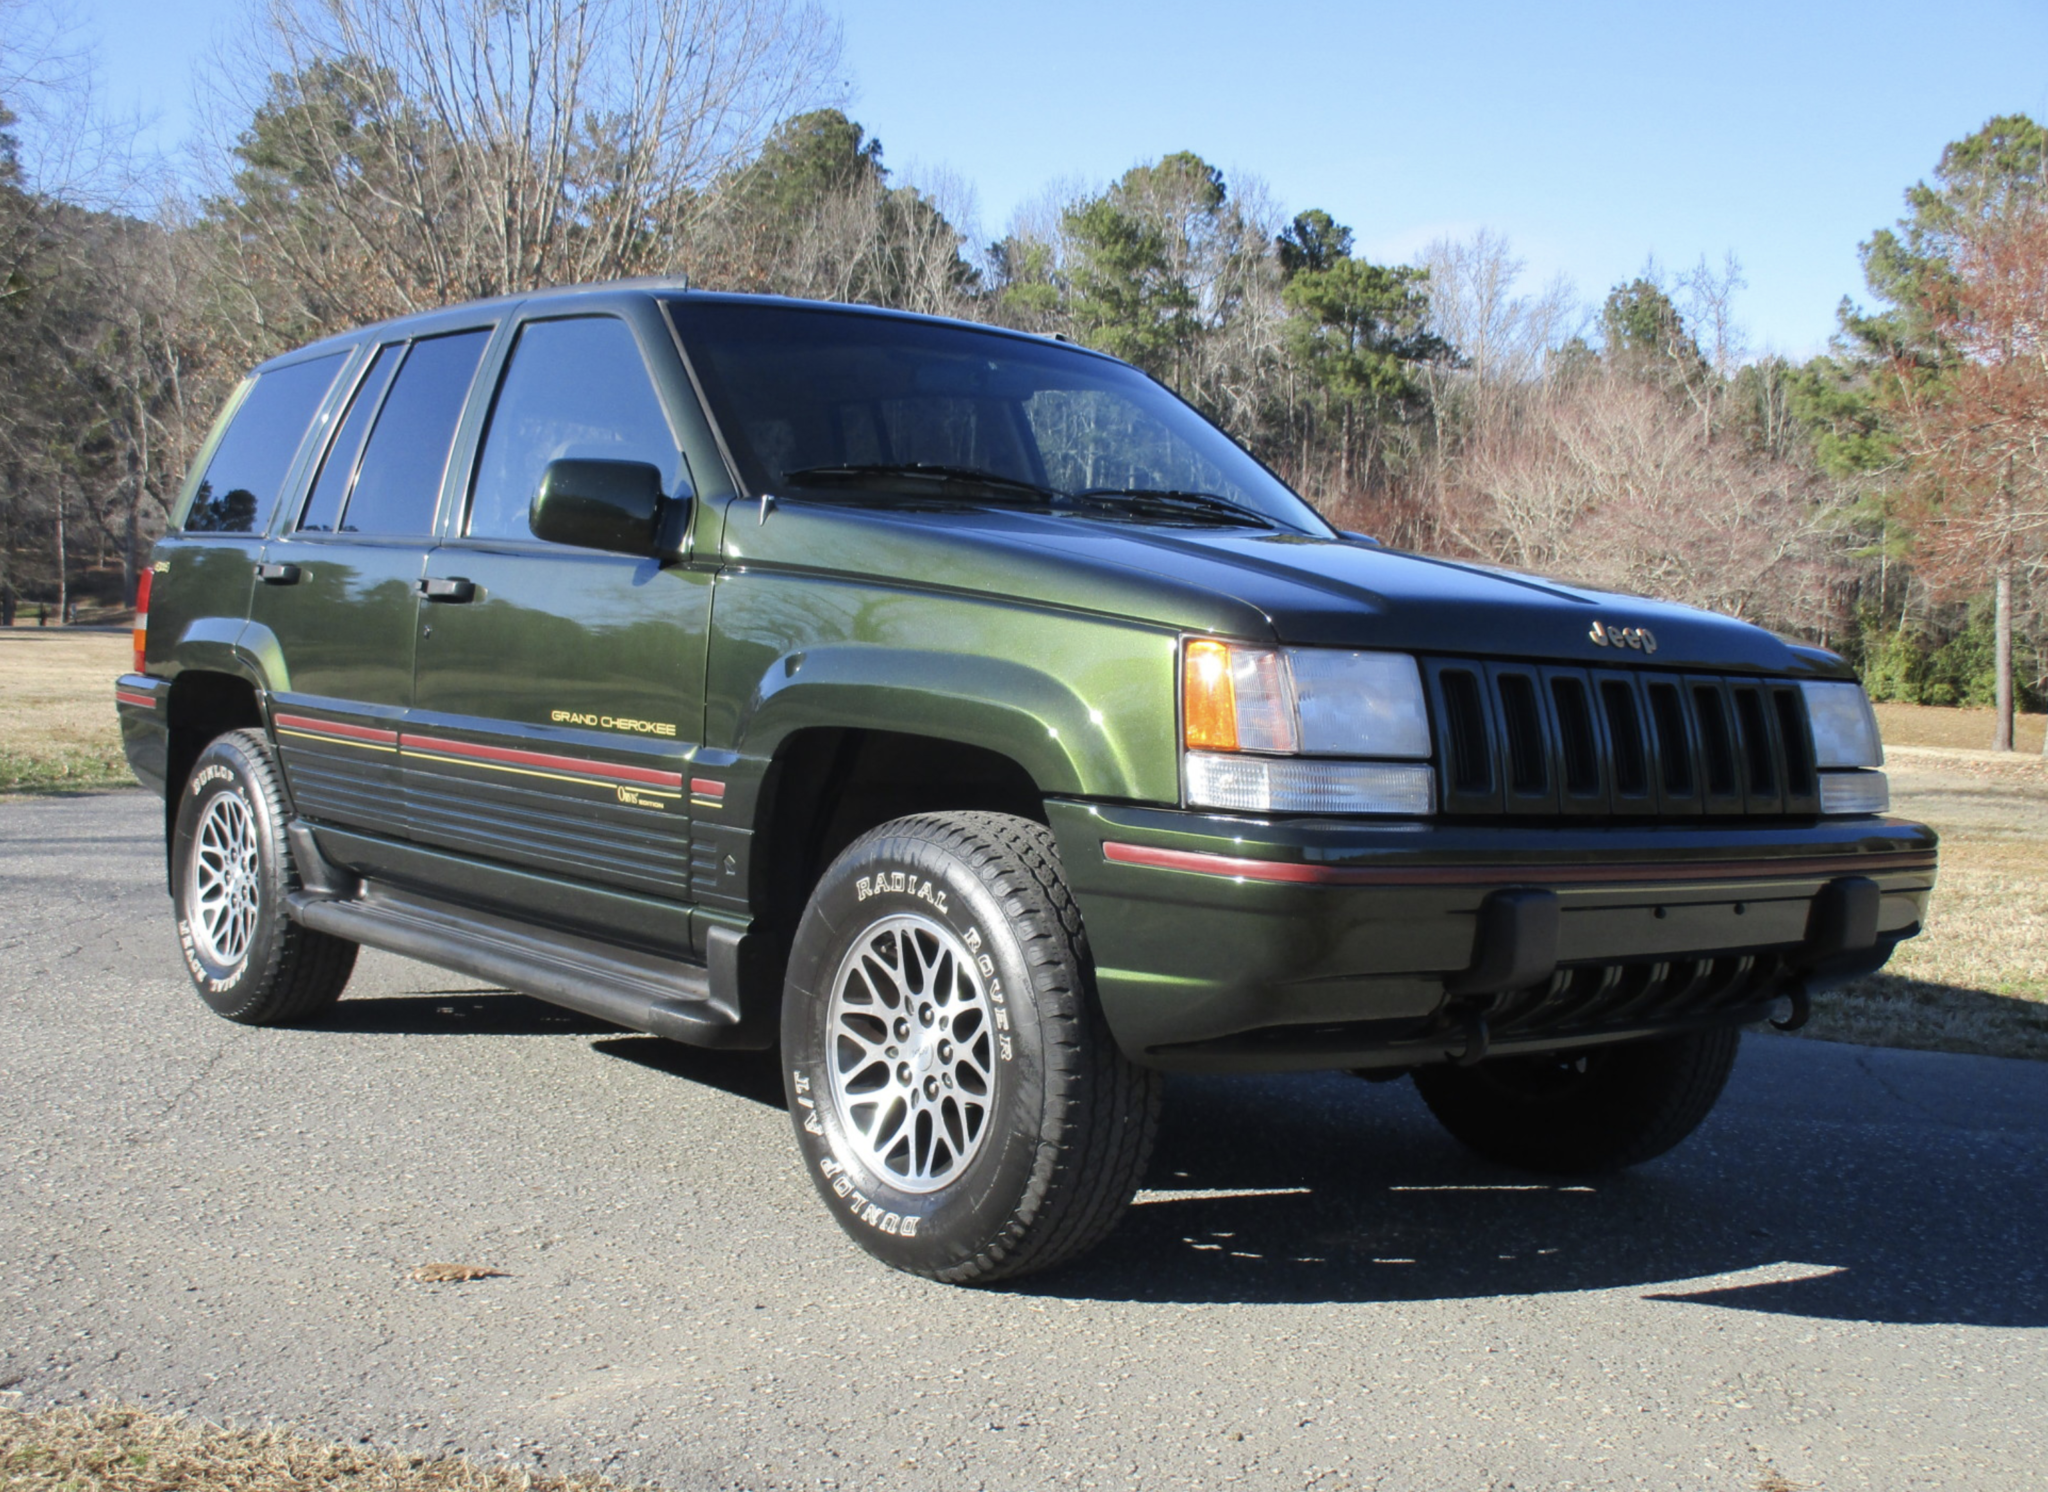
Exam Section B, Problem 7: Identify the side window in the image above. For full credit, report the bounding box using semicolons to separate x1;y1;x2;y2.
297;343;401;533
466;317;680;542
182;352;346;533
337;328;491;536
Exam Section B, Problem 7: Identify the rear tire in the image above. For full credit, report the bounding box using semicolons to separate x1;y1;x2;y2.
1412;1027;1740;1174
782;812;1161;1284
171;729;357;1025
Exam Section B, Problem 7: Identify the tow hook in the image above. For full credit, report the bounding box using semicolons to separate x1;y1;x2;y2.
1453;1000;1495;1066
1771;980;1813;1032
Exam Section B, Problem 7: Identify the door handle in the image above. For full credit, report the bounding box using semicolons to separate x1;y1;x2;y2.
254;562;301;585
419;576;477;603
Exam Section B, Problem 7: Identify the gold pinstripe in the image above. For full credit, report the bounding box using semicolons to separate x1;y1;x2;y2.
403;747;682;799
276;727;399;754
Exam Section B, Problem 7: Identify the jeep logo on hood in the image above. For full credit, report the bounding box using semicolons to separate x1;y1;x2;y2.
1590;620;1657;653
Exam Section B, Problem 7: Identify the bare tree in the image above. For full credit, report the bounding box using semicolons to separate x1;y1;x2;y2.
1441;371;1841;629
760;163;979;316
1673;252;1747;440
202;0;842;350
1421;229;1579;388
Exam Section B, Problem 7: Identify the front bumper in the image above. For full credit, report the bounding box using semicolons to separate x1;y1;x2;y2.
1045;799;1938;1072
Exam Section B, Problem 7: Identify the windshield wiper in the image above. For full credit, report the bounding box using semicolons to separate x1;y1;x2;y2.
782;463;1057;504
1071;487;1275;528
780;468;1277;529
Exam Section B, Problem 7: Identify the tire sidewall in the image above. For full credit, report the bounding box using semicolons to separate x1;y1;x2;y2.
783;825;1055;1276
171;734;288;1019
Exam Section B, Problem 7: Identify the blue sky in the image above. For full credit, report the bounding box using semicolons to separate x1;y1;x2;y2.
66;0;2048;358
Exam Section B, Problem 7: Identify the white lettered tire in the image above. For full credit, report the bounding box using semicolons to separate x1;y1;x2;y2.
171;729;357;1024
782;812;1160;1283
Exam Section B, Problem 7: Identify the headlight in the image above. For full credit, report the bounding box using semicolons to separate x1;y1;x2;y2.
1800;680;1883;768
1288;648;1434;756
1181;640;1434;814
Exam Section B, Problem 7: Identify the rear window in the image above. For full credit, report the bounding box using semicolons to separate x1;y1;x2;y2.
181;353;347;533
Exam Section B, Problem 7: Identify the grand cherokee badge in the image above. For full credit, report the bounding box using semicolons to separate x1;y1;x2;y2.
1589;620;1657;653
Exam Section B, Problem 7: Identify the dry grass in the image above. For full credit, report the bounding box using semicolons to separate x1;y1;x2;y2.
1787;744;2048;1062
0;1405;634;1492
0;630;134;794
1873;700;2046;753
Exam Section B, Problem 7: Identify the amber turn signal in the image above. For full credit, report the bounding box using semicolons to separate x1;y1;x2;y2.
1182;638;1238;750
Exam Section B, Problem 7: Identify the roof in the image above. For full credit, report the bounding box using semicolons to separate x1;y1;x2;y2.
252;281;1111;376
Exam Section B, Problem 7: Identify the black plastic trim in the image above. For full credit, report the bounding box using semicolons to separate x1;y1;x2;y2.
288;881;771;1049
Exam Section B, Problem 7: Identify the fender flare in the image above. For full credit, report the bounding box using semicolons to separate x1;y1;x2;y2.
736;644;1175;803
161;616;288;701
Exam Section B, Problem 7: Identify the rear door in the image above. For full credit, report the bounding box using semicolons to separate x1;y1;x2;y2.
253;327;494;841
405;309;712;938
155;350;350;683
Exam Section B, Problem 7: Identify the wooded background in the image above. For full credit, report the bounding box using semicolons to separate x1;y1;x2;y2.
4;0;2044;749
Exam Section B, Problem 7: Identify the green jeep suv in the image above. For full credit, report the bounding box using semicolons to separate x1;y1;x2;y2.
116;283;1937;1282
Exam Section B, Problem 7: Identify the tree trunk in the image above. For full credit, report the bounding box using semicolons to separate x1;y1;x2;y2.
1994;566;2013;752
53;487;67;626
125;388;149;609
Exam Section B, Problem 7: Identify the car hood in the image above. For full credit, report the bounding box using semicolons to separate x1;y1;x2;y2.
725;500;1836;676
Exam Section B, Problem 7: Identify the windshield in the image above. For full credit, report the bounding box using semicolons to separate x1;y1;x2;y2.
666;299;1332;535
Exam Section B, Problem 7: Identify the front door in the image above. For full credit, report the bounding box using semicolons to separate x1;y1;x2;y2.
253;328;493;842
406;312;712;937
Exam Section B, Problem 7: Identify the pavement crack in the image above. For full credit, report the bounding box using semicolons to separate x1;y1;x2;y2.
136;1025;256;1141
1852;1048;2044;1160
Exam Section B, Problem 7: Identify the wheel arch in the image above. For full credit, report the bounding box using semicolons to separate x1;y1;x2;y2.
162;670;269;874
748;726;1049;963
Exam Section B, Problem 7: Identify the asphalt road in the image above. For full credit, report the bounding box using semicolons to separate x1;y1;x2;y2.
3;792;2044;1491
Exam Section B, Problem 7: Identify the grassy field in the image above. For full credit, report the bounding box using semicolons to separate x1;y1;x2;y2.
1826;706;2048;1062
3;631;2043;1059
1872;698;2047;753
0;630;135;793
1793;745;2048;1061
0;1404;626;1492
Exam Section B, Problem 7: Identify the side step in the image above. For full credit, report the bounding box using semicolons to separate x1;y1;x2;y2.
289;884;772;1050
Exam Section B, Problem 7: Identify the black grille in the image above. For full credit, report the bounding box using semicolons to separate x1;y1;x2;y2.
1421;659;1820;819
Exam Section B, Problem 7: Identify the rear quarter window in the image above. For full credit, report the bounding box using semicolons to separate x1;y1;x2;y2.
297;343;402;533
181;352;348;533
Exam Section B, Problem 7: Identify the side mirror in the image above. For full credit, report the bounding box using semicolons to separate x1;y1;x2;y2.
530;459;690;556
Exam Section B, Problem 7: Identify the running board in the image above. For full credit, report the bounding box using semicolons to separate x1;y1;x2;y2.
288;884;772;1049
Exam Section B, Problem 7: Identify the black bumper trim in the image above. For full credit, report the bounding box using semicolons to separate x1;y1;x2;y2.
1102;839;1937;887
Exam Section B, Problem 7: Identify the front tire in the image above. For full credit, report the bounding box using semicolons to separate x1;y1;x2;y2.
782;812;1161;1284
1412;1027;1740;1174
171;729;357;1025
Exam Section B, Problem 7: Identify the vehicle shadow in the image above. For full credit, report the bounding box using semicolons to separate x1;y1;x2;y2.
314;990;790;1105
318;991;625;1037
1804;973;2048;1063
1011;1045;2047;1328
311;988;2044;1328
591;1034;790;1110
